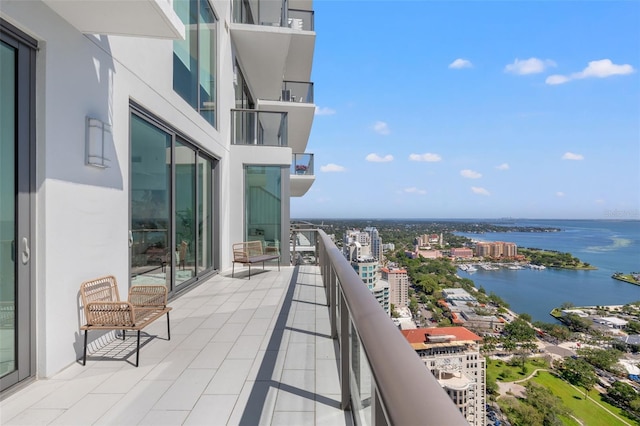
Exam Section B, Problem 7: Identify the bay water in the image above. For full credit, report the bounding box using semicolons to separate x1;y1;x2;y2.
455;220;640;323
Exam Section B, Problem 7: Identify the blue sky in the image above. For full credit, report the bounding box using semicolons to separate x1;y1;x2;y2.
291;1;640;220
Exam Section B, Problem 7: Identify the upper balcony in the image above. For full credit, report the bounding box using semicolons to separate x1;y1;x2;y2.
231;109;288;147
230;0;315;102
1;229;467;425
257;81;315;154
290;153;315;197
42;0;185;39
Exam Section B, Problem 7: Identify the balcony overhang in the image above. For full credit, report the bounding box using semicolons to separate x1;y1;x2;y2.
43;0;185;39
291;174;315;197
231;23;315;100
257;100;314;154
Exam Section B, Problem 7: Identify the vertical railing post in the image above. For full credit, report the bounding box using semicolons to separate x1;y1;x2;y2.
340;291;351;411
329;267;337;338
372;386;388;426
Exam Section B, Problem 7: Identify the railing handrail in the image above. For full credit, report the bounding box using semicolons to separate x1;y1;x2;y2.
316;229;468;425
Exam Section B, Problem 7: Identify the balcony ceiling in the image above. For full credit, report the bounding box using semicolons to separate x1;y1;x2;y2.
258;100;315;154
231;24;315;100
43;0;185;39
291;174;315;197
289;0;314;11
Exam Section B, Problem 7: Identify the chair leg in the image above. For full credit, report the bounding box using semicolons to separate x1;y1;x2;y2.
232;262;235;277
278;258;280;271
83;330;88;366
135;330;141;367
122;329;126;340
166;312;171;340
248;264;251;279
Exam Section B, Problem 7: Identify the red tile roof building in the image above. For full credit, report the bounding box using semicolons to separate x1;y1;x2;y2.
401;327;486;425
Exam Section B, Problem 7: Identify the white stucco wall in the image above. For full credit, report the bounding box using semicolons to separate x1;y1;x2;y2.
2;0;246;377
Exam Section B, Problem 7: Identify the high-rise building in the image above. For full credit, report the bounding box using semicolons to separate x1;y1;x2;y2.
402;327;486;426
364;226;382;260
351;256;389;315
0;0;316;391
381;267;408;308
475;241;518;258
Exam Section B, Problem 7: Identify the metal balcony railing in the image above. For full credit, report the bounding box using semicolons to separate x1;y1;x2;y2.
291;153;314;176
290;227;469;425
231;109;288;146
232;0;314;30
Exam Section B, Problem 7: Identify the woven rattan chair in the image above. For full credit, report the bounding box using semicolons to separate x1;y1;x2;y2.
80;275;171;366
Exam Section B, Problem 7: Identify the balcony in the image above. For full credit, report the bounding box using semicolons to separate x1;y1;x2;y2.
291;153;315;197
257;81;314;154
230;0;315;101
0;230;466;425
42;0;185;39
231;109;288;146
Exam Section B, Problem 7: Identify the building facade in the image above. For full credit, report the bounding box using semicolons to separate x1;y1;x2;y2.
475;241;517;258
0;0;316;392
351;257;389;315
402;327;486;426
381;267;408;308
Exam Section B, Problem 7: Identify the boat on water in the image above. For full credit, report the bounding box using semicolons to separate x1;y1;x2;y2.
467;265;478;272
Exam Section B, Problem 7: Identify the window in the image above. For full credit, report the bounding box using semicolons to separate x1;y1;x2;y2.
173;0;217;127
130;109;216;292
245;166;281;254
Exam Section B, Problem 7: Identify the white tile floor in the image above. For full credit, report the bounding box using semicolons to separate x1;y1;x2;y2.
0;265;352;426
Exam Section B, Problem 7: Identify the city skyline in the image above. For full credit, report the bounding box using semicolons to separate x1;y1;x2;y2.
292;1;640;220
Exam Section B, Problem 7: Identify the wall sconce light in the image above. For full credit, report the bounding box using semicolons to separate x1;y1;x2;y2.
85;117;111;168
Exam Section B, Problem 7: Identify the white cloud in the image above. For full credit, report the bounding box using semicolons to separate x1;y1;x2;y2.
409;153;442;162
545;74;570;85
505;58;556;75
404;187;427;195
373;121;390;135
320;163;346;172
546;59;635;85
562;152;584;160
366;153;394;163
496;163;510;170
315;106;336;116
471;187;490;196
595;199;605;204
556;192;565;197
449;58;473;69
460;169;482;179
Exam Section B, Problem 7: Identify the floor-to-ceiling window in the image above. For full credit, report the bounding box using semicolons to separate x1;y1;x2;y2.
173;0;217;127
0;20;35;392
130;109;216;292
245;166;282;254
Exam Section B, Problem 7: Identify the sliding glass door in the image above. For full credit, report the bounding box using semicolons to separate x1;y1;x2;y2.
0;21;35;392
130;110;216;292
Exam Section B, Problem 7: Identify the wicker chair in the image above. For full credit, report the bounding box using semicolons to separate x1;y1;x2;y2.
80;275;171;366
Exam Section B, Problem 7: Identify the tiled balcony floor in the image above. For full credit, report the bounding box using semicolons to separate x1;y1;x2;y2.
1;264;352;425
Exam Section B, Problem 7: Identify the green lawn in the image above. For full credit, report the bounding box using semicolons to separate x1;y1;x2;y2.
530;371;630;426
487;357;549;384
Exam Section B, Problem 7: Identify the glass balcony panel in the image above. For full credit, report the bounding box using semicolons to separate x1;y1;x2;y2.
233;0;286;27
231;110;288;146
350;321;372;426
291;153;314;175
288;9;314;31
232;0;314;30
282;81;314;103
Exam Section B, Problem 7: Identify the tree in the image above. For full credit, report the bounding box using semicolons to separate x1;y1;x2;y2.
504;318;537;342
577;347;622;372
561;357;597;398
607;381;637;407
519;312;532;323
525;381;571;426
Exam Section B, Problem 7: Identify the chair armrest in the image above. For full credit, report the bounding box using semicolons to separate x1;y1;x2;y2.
85;301;135;326
128;285;168;307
